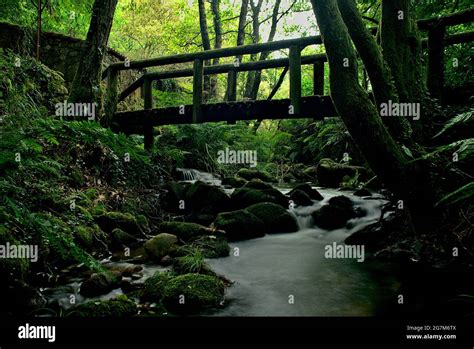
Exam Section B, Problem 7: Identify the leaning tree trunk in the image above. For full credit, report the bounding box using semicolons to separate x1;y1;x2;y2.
68;0;118;117
336;0;412;142
244;0;263;99
310;0;436;228
210;0;223;98
198;0;212;100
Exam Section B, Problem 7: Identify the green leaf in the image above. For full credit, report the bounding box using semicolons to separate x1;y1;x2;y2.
435;182;474;207
434;111;474;138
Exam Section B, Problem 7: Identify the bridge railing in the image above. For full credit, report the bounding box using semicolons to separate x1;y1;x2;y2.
104;34;327;126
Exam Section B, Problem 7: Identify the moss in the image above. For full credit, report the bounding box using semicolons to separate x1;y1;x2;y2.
190;236;230;258
160;221;223;241
243;178;273;190
95;211;140;235
162;274;225;314
90;202;106;217
136;214;149;231
68;295;138;317
236;168;273;182
221;176;247;188
246;202;298;234
213;209;265;241
143;233;179;260
231;187;288;209
185;181;231;214
110;228;137;248
84;188;99;201
141;271;174;302
74;226;94;249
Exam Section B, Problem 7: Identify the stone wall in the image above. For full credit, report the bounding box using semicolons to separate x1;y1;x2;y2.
0;22;142;106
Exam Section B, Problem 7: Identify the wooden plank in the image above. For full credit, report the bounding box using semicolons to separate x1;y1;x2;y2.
111;96;337;133
313;61;325;95
193;59;204;124
226;69;237;125
289;45;302;115
104;68;119;126
427;25;446;101
418;8;474;30
143;78;154;150
106;35;323;72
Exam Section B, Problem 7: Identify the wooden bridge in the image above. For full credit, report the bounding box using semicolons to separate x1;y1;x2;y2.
102;9;474;150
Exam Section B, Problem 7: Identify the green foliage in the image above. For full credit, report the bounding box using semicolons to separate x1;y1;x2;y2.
434;111;474;138
436;182;474;207
173;247;207;274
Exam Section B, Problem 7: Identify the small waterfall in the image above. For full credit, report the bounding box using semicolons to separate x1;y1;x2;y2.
176;168;221;186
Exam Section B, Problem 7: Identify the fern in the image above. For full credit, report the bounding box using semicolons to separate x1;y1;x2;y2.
434;111;474;138
436;182;474;207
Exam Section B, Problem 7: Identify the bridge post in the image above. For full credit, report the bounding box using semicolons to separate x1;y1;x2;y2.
313;61;325;95
143;77;154;151
193;59;204;123
427;24;446;101
104;68;118;126
226;69;237;125
289;45;302;115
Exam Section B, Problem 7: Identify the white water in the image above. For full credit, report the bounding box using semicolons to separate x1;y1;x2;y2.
176;168;222;186
206;188;398;316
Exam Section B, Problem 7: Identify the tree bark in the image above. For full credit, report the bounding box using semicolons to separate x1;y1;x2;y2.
198;0;212;100
310;0;435;220
244;0;263;99
69;0;118;117
210;0;223;98
336;0;412;141
381;0;426;103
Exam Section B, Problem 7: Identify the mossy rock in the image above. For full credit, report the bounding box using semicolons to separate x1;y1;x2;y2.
79;271;122;297
288;189;313;207
221;176;247;188
231;187;288;209
312;196;356;230
95;212;141;235
159;221;225;241
243;178;274;190
236;168;273;182
316;158;366;188
162;274;225;314
288;184;324;201
140;271;174;303
68;296;138;317
136;214;149;232
73;226;95;249
161;181;191;212
190;236;230;258
111;228;138;248
185;181;231;214
212;210;265;241
245;202;298;234
143;233;179;261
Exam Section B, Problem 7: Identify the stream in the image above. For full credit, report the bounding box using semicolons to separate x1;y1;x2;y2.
43;169;400;317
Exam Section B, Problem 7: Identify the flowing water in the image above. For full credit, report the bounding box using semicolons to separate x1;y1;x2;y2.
43;172;399;316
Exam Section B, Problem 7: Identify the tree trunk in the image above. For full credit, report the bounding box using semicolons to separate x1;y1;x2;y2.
250;0;282;100
210;0;222;98
381;0;426;103
336;0;412;142
198;0;212;100
68;0;118;118
310;0;435;222
244;0;263;99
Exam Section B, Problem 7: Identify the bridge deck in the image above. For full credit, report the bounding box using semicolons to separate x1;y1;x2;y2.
111;95;337;134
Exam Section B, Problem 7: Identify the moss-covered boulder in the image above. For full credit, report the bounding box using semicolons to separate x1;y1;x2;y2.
288;189;313;207
159;221;225;241
79;271;122;297
236;168;273;182
162;274;225;314
144;233;179;261
95;212;141;235
161;181;191;213
212;210;265;241
243;178;274;190
288;184;324;200
245;202;298;234
185;181;231;214
231;187;288;209
190;236;230;258
110;228;138;248
140;271;174;303
222;176;247;188
311;195;357;230
316;158;367;188
68;296;138;317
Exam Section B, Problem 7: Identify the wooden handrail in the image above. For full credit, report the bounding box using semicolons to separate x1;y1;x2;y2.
418;8;474;30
